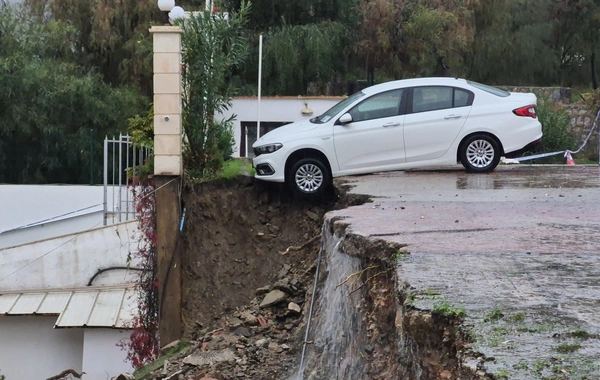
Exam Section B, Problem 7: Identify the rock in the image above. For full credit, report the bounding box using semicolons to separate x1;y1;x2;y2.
114;374;135;380
255;285;271;296
364;345;374;355
233;327;252;338
278;264;292;278
268;342;280;352
287;302;301;314
228;317;243;328
259;290;287;308
273;279;295;295
439;370;452;379
183;349;236;367
160;340;180;355
305;210;319;221
255;338;268;347
281;344;290;350
240;312;258;326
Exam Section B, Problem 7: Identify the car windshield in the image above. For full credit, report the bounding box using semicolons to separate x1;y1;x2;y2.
310;91;366;124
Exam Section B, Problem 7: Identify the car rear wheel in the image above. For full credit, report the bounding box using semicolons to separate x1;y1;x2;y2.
288;157;331;197
459;134;501;173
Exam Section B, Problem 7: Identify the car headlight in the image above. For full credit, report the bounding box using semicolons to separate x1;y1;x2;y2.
253;143;283;156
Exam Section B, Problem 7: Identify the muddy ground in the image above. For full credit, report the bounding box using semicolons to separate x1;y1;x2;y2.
178;177;365;330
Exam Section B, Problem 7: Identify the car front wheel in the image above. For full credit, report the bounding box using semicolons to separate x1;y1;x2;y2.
459;134;501;173
288;157;331;197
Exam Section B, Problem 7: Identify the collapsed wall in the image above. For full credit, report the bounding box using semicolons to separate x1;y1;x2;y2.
294;215;487;380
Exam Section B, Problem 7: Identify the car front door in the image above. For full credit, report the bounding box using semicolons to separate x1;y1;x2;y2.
333;89;406;171
403;86;473;162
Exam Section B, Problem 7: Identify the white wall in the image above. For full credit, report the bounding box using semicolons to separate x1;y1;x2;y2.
0;185;136;249
82;329;134;380
0;316;83;380
0;221;140;291
220;97;344;157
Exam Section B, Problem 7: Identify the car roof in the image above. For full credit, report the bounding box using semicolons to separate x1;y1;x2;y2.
361;77;469;95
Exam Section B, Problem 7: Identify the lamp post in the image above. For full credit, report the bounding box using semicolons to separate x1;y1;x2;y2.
157;0;175;24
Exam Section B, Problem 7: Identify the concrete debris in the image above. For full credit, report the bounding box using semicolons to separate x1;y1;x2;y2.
183;349;236;367
259;289;287;308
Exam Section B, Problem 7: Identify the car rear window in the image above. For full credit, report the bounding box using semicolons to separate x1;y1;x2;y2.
467;80;510;97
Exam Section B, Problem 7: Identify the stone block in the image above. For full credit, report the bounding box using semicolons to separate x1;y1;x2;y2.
154;53;181;74
155;135;181;155
154;73;181;94
155;155;182;176
154;114;181;135
154;94;181;114
153;31;181;53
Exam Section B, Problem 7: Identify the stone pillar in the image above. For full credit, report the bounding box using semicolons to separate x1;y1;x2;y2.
151;25;183;175
150;25;183;347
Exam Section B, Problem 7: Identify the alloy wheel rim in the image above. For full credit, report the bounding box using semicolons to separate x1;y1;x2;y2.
295;163;324;193
466;139;494;168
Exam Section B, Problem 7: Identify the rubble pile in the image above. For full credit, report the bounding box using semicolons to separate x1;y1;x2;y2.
144;265;312;380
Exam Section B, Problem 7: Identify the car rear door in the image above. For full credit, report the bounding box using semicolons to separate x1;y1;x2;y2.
403;86;473;162
333;89;406;171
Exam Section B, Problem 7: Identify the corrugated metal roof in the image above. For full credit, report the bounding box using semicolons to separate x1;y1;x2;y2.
0;287;136;328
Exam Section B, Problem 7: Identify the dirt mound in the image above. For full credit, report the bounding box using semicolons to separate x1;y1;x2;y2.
179;177;363;333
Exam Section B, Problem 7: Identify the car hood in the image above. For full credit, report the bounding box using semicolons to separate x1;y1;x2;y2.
253;120;319;146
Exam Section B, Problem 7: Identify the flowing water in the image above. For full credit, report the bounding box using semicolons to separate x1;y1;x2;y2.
292;225;367;380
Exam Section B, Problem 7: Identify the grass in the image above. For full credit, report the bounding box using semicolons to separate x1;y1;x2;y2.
424;289;441;296
508;312;525;322
483;309;504;323
555;342;582;354
220;158;255;179
433;301;466;318
495;369;509;379
134;341;190;379
571;329;590;339
391;250;410;263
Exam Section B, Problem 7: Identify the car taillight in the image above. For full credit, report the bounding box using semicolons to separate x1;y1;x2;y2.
513;105;537;118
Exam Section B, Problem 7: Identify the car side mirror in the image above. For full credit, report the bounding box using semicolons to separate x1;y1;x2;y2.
339;113;353;124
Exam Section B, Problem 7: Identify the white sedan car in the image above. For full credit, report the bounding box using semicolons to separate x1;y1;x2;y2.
252;77;542;196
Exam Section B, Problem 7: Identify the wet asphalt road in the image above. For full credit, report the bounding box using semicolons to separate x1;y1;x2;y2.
332;165;600;379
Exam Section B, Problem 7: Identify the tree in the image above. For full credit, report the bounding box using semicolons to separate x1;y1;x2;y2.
180;2;251;176
0;4;146;184
25;0;160;95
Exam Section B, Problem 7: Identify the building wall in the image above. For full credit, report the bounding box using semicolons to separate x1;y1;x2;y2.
0;221;140;291
0;185;136;249
82;329;134;380
220;97;344;157
0;316;83;380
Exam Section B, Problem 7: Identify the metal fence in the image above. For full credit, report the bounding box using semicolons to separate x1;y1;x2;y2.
103;135;151;225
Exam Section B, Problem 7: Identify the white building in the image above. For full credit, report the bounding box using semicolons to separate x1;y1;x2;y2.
0;185;140;380
222;96;344;158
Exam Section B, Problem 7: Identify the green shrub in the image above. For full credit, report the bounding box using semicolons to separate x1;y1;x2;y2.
529;98;577;164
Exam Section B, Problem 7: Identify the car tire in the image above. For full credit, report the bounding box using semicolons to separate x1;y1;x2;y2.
459;134;501;173
288;157;331;197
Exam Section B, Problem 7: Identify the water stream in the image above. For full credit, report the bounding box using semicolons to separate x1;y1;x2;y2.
292;224;367;380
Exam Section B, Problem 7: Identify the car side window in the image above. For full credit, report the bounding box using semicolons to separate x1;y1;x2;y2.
411;87;474;113
412;87;453;113
454;89;471;107
348;89;403;122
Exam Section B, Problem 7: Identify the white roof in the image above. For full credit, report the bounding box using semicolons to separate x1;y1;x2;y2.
0;286;137;328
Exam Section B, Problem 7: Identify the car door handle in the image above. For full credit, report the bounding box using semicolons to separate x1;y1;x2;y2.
444;114;462;119
383;122;401;127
